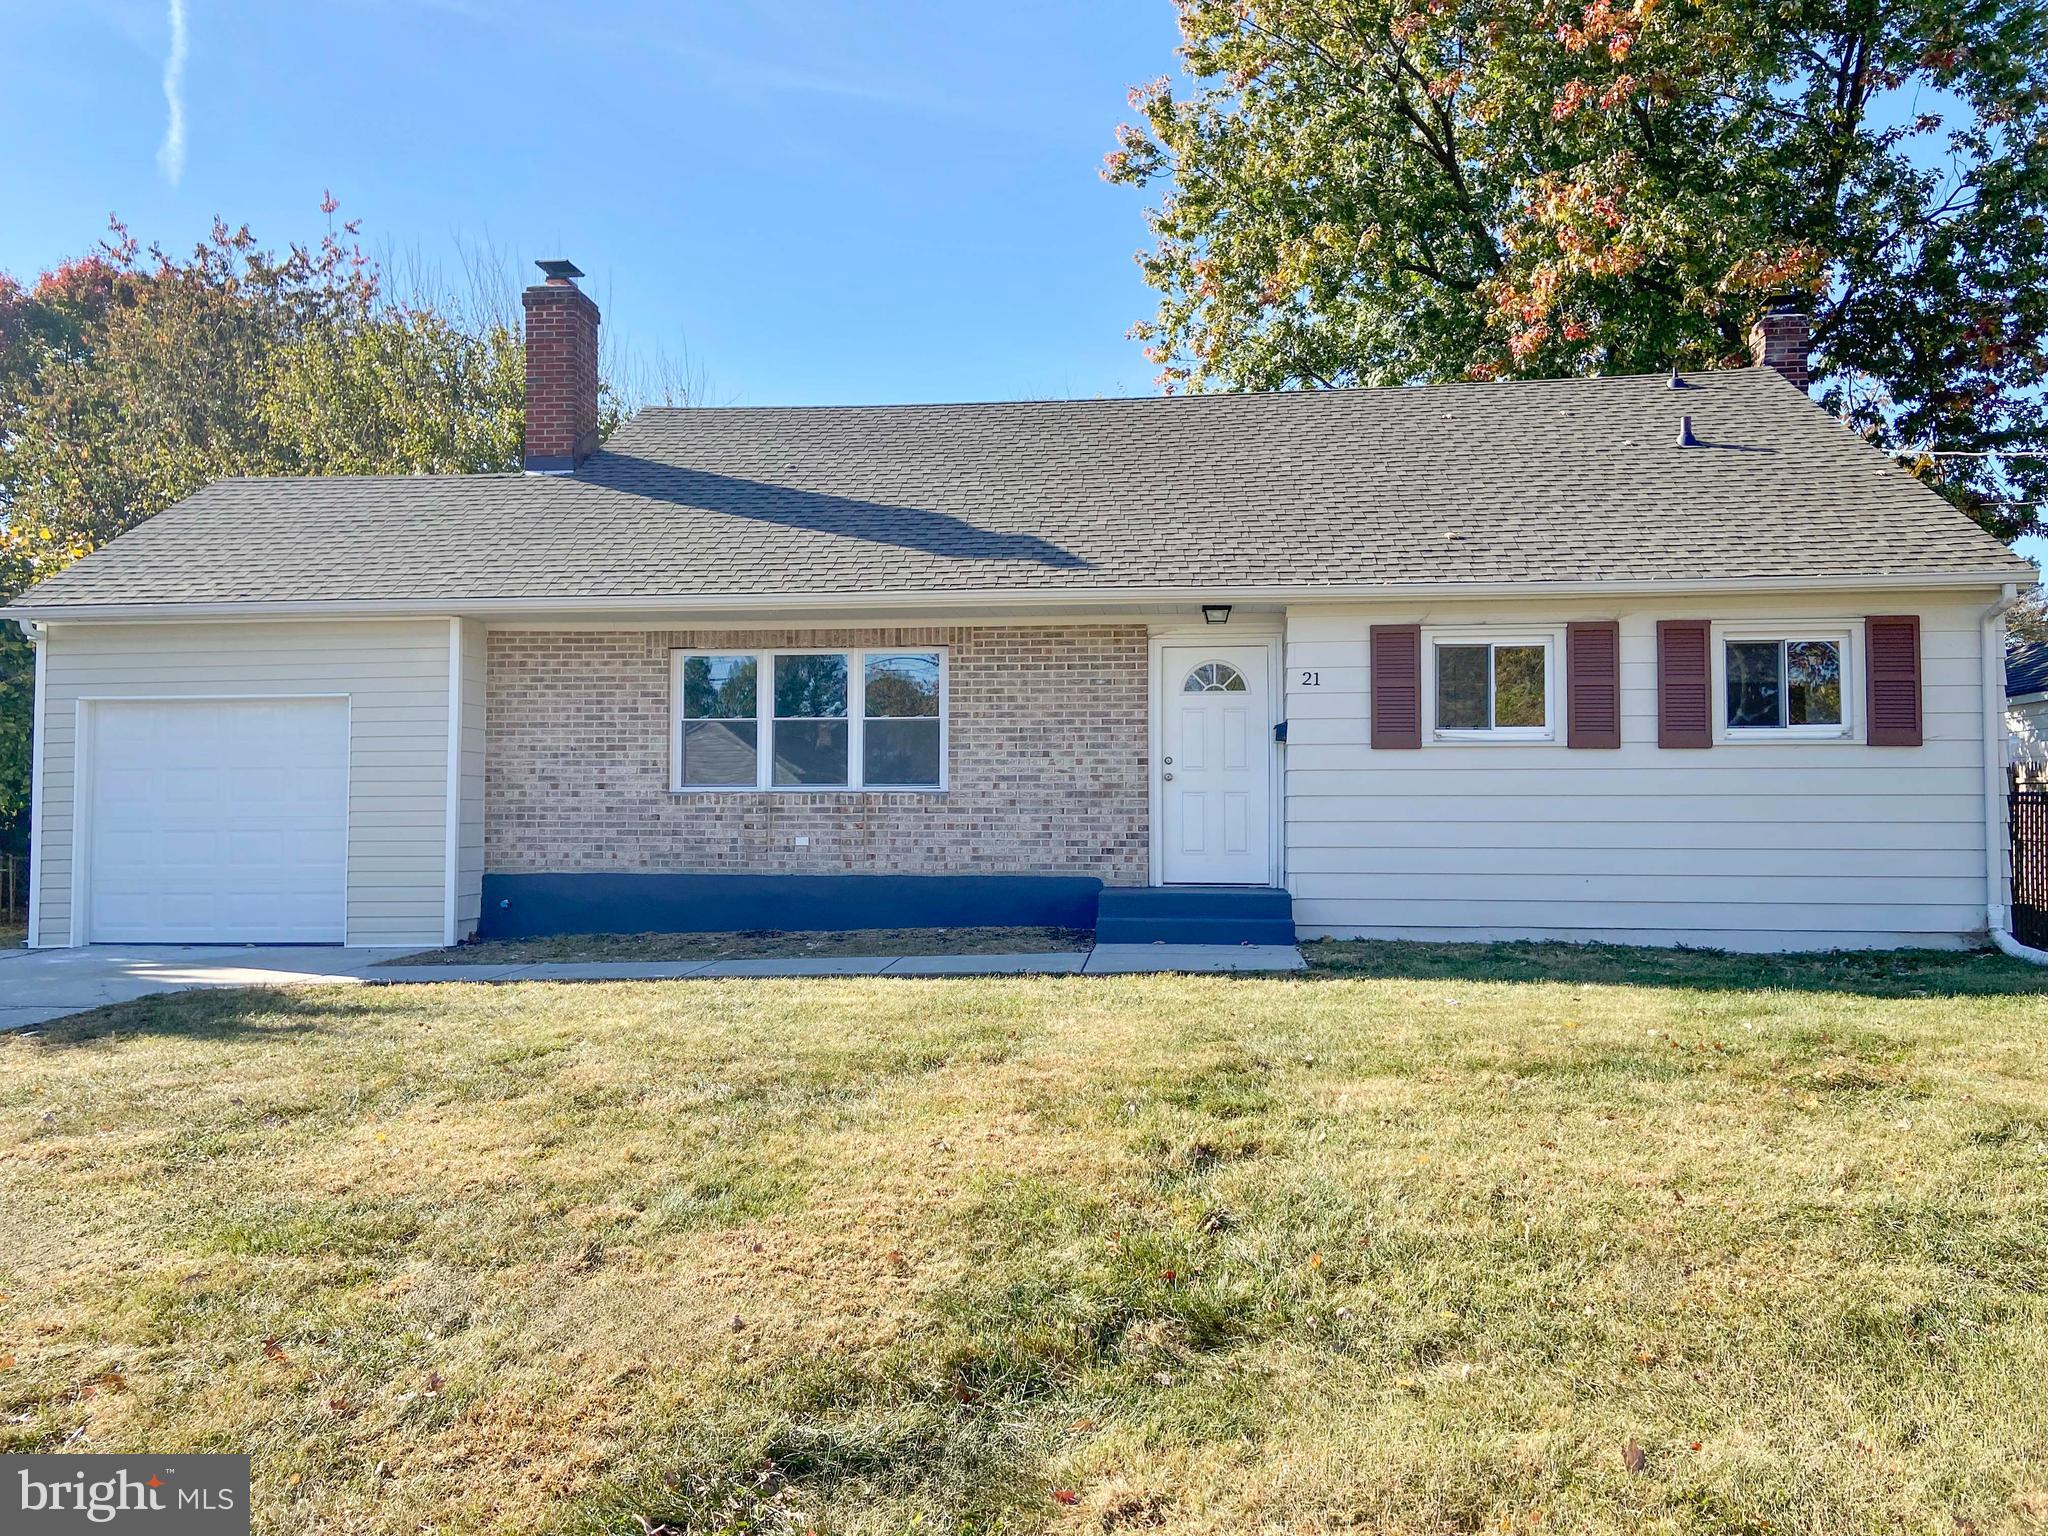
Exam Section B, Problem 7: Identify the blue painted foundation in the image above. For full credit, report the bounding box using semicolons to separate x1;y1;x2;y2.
479;872;1104;939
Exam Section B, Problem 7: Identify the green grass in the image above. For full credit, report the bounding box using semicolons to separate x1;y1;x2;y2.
388;926;1094;965
3;943;2047;1534
0;919;23;950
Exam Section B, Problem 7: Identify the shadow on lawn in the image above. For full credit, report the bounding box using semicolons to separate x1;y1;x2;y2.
1294;939;2048;998
7;987;393;1049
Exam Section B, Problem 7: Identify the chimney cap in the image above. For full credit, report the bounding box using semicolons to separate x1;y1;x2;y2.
1760;291;1806;316
535;258;584;285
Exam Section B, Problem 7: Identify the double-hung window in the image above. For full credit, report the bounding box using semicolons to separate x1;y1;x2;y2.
1427;631;1557;741
673;647;947;790
1721;628;1850;739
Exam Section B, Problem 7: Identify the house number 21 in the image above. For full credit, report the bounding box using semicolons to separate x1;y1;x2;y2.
1299;670;1321;687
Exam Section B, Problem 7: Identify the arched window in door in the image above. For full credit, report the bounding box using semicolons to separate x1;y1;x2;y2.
1182;662;1248;693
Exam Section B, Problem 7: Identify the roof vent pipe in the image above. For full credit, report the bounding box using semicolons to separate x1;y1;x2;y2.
1668;366;1685;390
1676;414;1698;447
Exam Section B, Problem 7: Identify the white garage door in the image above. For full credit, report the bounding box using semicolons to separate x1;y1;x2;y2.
85;698;349;944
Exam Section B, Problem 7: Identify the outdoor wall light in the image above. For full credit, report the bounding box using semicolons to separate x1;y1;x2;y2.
1202;603;1233;625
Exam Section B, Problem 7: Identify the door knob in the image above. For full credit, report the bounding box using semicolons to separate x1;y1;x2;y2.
1163;771;1175;781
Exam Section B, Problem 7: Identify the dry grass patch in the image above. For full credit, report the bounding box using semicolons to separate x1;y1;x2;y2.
388;926;1093;965
2;946;2047;1534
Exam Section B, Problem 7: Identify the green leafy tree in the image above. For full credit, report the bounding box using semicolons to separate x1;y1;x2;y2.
1106;0;2048;538
0;203;644;861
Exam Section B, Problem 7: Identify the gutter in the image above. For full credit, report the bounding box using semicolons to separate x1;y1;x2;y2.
1982;583;2048;964
5;567;2037;626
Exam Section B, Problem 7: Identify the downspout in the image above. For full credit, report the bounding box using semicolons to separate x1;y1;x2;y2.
1981;583;2048;964
16;617;45;949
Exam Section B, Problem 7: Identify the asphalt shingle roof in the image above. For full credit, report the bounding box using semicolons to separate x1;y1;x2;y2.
10;367;2032;612
2011;640;2048;698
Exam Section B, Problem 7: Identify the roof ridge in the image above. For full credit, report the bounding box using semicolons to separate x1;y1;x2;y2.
617;369;1779;418
208;472;533;485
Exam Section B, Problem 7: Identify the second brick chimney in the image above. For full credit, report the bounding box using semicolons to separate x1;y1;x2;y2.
522;259;601;473
1748;297;1811;393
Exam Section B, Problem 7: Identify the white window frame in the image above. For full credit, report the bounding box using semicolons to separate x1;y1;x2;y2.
670;646;950;793
1422;627;1563;744
1713;621;1855;744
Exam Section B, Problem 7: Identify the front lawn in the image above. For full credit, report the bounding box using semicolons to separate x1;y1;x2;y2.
4;945;2047;1533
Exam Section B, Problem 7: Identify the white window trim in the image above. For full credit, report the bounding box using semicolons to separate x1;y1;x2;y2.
1712;620;1857;744
669;646;950;793
1421;626;1563;744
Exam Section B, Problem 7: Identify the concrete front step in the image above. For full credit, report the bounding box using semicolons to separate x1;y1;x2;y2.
1095;886;1296;946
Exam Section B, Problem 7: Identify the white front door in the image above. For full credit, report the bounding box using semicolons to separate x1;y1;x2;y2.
84;698;350;944
1160;645;1271;885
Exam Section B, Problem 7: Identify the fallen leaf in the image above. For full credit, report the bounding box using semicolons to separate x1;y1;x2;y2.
1623;1439;1647;1473
1051;1489;1080;1506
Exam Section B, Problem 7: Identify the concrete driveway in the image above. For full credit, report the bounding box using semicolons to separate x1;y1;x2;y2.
0;944;419;1032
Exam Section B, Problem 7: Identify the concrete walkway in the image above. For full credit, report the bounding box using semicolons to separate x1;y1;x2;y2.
0;941;1306;1031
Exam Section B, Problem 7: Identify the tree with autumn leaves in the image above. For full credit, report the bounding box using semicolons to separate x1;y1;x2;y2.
1106;0;2048;539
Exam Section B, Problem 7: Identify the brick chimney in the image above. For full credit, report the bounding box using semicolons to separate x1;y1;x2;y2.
522;259;601;473
1748;297;1811;393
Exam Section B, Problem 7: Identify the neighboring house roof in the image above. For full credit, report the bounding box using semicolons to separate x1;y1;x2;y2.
2010;640;2048;699
9;367;2033;615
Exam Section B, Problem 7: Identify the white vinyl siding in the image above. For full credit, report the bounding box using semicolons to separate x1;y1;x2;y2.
1285;592;1996;951
31;620;454;948
2011;694;2048;770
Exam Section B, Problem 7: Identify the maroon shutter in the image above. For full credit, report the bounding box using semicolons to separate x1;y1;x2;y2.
1656;620;1713;748
1865;615;1923;746
1566;621;1622;749
1370;624;1422;749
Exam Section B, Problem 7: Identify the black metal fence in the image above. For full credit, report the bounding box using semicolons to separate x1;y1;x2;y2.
2014;785;2048;951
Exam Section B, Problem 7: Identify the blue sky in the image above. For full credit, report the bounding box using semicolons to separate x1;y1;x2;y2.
1;0;2041;571
0;0;1181;406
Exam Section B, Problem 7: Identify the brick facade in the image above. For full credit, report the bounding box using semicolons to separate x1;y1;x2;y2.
484;624;1152;883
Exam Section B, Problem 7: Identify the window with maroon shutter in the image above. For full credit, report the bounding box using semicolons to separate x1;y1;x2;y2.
1865;615;1922;746
1656;620;1712;748
1566;621;1622;748
1370;624;1422;749
1723;627;1851;738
